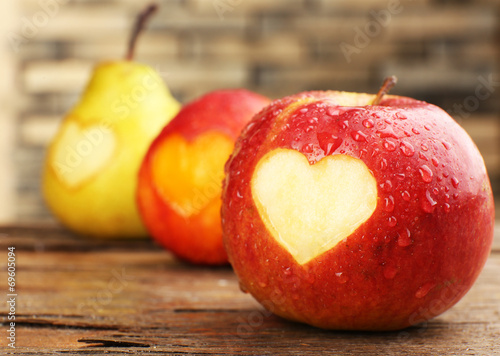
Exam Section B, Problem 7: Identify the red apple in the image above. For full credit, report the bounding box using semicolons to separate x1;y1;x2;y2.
221;81;494;330
137;89;270;265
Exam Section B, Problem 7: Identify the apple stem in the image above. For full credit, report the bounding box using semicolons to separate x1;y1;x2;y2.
125;3;158;61
371;76;398;105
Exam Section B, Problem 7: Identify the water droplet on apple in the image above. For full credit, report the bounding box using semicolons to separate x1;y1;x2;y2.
299;108;308;114
400;141;415;157
258;281;267;288
419;165;433;183
402;191;411;201
451;177;460;188
397;228;412;247
421;143;429;151
422;190;437;213
351;130;368;142
377;126;398;139
395;173;405;181
432;187;439;195
444;203;451;213
415;282;436;298
339;120;349;129
444;193;450;201
379;158;388;170
236;189;243;199
362;118;375;128
453;193;459;199
442;140;451;150
317;132;343;156
387;216;397;227
239;281;248;294
327;107;339;116
419;151;428;161
308;117;318;124
335;272;349;284
283;267;292;276
380;180;393;193
431;157;439;167
412;128;420;135
302;143;314;153
383;266;398;279
384;195;395;212
443;171;449;178
383;138;397;152
424;124;431;131
395;113;407;120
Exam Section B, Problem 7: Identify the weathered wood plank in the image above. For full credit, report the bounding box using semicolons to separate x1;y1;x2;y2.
0;226;499;354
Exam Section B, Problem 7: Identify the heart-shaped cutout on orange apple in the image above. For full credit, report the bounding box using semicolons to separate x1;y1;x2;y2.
50;120;117;189
151;132;234;217
251;148;378;265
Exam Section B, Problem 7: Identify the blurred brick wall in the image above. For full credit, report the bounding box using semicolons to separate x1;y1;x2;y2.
3;0;499;222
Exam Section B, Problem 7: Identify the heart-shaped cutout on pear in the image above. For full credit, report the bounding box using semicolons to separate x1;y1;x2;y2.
151;132;233;217
251;148;378;265
50;121;117;189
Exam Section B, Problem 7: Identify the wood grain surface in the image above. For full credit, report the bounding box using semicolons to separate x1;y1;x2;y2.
0;225;499;355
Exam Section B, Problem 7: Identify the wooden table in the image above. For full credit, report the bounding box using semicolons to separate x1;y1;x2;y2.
1;225;499;355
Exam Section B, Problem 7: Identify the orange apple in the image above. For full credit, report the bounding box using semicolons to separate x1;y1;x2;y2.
137;89;270;265
221;82;494;330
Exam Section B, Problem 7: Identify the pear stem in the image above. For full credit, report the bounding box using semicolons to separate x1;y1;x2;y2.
125;3;158;61
371;76;398;105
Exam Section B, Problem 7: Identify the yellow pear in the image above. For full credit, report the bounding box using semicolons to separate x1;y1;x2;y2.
42;5;180;237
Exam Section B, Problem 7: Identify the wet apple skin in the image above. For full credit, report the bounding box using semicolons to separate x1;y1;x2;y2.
222;91;494;330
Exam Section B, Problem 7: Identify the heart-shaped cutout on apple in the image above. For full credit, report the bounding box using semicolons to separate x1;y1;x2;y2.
252;148;378;264
137;89;271;265
222;77;494;330
151;132;234;217
50;120;116;189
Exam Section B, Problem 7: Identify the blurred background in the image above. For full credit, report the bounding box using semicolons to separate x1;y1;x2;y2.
0;0;498;224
